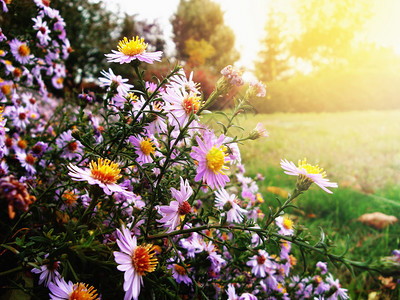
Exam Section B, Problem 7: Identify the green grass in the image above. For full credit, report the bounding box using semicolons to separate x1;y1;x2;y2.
208;110;400;298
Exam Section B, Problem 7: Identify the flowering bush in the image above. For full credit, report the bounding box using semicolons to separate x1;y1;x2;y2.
1;1;398;300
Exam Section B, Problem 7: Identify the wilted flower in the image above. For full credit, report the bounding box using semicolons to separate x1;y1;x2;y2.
0;175;36;219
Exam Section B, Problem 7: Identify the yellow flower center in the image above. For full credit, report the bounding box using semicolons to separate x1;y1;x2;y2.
140;137;156;156
89;158;122;184
277;283;287;294
283;217;293;230
56;77;64;84
182;94;201;115
206;146;227;174
117;36;147;56
18;44;30;57
132;244;158;276
174;264;187;275
69;282;99;300
298;158;326;177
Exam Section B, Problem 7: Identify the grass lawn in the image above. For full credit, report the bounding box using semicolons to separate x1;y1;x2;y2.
207;110;400;298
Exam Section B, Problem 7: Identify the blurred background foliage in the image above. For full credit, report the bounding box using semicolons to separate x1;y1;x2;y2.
36;0;400;112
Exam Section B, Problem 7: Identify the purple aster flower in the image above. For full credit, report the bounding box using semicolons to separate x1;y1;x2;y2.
215;188;247;223
190;131;230;190
9;39;34;65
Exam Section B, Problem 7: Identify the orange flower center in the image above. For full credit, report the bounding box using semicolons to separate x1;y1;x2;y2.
18;44;30;57
13;67;22;77
257;255;266;265
63;191;78;206
67;141;78;152
17;139;28;149
182;94;201;115
139;137;155;156
1;84;11;95
25;154;36;165
174;264;187;275
178;201;191;215
18;112;26;120
132;244;158;276
89;158;122;184
32;144;43;155
5;137;13;148
69;282;99;300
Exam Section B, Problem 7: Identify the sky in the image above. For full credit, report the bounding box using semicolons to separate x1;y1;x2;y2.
106;0;400;74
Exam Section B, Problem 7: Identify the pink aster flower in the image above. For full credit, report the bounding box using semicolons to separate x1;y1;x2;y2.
214;188;247;223
249;122;269;140
144;102;167;135
129;134;158;165
168;69;200;95
190;131;230;190
99;68;133;95
9;39;34;65
167;260;192;285
157;177;193;232
249;80;267;98
67;158;134;198
16;151;37;175
11;106;30;129
32;16;51;46
275;216;294;236
326;274;349;299
48;277;99;300
31;254;61;287
280;158;338;193
246;249;275;278
105;36;162;64
114;226;158;300
56;130;83;160
163;86;202;127
51;75;64;89
221;65;244;87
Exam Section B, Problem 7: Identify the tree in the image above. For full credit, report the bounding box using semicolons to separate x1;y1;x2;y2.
290;0;373;66
254;9;290;82
171;0;239;73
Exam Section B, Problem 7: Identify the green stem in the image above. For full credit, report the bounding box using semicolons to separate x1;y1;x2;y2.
0;266;23;277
